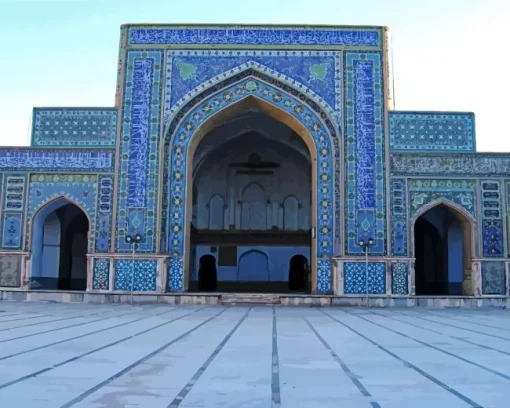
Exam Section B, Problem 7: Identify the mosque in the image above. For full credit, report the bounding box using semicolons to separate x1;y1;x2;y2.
0;24;508;305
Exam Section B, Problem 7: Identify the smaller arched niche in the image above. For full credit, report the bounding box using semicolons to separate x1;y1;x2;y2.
288;254;309;292
31;198;89;291
237;250;269;282
198;254;217;291
414;203;473;296
241;182;267;230
283;195;299;231
208;194;225;230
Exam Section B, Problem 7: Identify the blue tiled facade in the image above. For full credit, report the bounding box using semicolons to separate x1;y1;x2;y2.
0;24;508;297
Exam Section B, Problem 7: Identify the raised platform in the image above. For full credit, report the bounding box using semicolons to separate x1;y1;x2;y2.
1;289;509;308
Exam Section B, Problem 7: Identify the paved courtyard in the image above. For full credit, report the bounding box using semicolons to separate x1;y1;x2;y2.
0;303;509;408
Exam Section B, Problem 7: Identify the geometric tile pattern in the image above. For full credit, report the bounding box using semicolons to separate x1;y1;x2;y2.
391;262;408;295
390;178;407;256
92;258;110;290
114;259;157;292
32;108;117;147
165;75;336;293
481;261;506;295
0;149;115;172
344;52;386;255
344;262;386;294
128;26;382;46
25;174;97;252
390;153;510;177
165;50;340;119
95;176;114;253
481;181;504;258
116;50;162;253
389;111;475;152
408;179;477;220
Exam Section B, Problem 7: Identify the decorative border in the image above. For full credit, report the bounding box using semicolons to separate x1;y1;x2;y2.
95;175;114;252
92;258;110;290
390;153;510;177
344;52;386;255
116;50;163;253
388;111;475;152
31;108;118;147
481;180;504;258
390;178;407;256
164;50;340;127
0;149;115;172
128;26;381;47
164;75;338;293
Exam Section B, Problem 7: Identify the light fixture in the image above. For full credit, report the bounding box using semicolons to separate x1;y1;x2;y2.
368;237;374;246
125;235;133;244
358;239;365;247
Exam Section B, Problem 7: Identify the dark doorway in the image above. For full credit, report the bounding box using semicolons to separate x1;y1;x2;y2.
288;254;309;292
31;200;89;291
198;255;217;291
414;204;470;296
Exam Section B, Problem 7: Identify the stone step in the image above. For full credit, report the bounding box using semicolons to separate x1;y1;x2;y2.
219;293;282;305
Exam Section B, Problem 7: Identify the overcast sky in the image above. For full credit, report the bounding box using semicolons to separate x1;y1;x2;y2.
0;0;508;151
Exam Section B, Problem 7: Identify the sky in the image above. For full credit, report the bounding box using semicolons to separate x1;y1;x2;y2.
0;0;508;151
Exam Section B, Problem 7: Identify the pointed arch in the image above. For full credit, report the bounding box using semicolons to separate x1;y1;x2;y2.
411;199;475;296
160;71;340;295
29;195;91;291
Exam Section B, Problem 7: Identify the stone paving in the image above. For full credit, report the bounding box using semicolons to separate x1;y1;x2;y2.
0;303;509;407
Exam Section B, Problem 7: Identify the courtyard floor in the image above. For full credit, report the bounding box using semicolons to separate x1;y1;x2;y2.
0;304;509;408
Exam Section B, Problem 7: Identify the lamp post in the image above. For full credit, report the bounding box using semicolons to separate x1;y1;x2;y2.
358;237;374;308
125;233;142;305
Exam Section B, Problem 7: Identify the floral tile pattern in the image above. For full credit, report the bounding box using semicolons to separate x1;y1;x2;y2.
391;262;408;295
114;259;157;292
344;262;386;295
93;258;110;290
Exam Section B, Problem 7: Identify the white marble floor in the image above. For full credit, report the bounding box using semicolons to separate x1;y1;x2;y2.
0;302;509;407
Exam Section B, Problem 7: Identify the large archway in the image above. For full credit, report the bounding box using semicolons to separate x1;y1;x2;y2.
30;197;90;290
189;109;312;293
413;203;474;296
163;73;339;294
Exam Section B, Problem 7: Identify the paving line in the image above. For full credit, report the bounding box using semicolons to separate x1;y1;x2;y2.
0;306;178;361
0;307;208;391
320;309;483;408
341;309;510;380
303;316;381;408
59;307;229;408
167;307;251;408
271;306;281;408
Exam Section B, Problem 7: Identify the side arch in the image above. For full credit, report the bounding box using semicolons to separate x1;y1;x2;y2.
162;73;339;294
28;195;92;289
411;199;476;295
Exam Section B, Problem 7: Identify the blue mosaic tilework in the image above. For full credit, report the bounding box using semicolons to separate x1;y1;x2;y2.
92;258;110;290
344;262;386;294
481;181;504;258
129;26;381;46
0;149;115;172
483;220;504;258
1;213;22;249
165;51;340;121
31;108;117;147
95;176;114;253
163;73;338;293
116;50;162;253
344;52;386;255
317;259;332;294
114;259;157;291
391;262;408;295
390;153;510;177
3;174;26;212
389;112;475;152
390;178;407;256
25;175;97;252
408;179;477;220
481;261;506;295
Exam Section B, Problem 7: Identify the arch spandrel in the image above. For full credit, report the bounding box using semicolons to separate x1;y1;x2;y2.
160;73;340;294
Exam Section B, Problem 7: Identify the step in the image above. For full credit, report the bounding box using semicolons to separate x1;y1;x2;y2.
219;293;282;305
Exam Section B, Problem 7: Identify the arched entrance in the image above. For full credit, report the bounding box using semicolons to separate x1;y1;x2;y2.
197;254;217;291
413;203;474;296
30;197;90;290
163;72;339;294
288;254;309;292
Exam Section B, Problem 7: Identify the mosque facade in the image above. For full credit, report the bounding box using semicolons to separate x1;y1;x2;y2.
0;24;508;300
